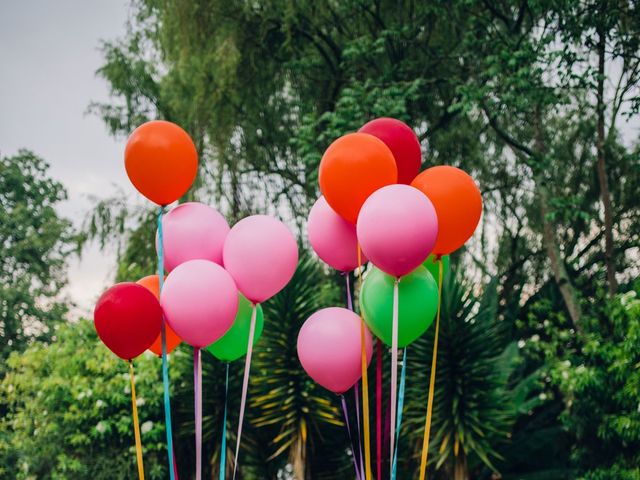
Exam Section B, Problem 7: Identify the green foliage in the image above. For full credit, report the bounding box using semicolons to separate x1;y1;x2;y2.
0;150;75;369
401;276;534;478
0;320;167;479
523;287;640;479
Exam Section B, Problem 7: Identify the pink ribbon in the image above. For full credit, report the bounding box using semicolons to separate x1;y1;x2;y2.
389;278;399;478
232;304;258;480
376;339;382;480
194;348;202;480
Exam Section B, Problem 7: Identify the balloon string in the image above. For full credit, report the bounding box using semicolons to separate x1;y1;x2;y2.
157;206;176;480
418;258;443;480
341;395;362;480
392;349;407;479
194;348;202;480
345;271;364;477
354;384;365;478
389;278;399;478
219;363;230;480
357;244;372;480
376;339;382;480
233;304;257;480
345;271;353;312
128;361;145;480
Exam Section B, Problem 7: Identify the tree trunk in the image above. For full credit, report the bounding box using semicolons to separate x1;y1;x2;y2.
537;182;583;330
534;113;583;329
596;22;618;296
453;445;469;480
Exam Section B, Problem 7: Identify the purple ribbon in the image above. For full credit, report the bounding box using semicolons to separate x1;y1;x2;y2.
341;395;362;480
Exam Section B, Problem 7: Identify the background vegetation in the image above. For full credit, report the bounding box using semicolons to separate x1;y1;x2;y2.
1;1;639;479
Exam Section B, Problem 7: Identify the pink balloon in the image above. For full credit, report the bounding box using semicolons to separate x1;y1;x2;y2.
297;307;373;394
159;202;230;272
307;196;368;272
357;184;438;277
223;215;298;303
160;259;239;348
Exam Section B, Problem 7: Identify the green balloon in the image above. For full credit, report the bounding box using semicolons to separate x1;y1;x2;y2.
423;254;450;282
360;265;438;347
205;294;264;362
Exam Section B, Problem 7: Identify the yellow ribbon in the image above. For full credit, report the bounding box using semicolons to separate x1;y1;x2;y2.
357;245;372;480
129;360;145;480
418;258;443;480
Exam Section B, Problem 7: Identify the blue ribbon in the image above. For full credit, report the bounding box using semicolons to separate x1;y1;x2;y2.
219;363;230;480
391;348;407;479
158;207;176;480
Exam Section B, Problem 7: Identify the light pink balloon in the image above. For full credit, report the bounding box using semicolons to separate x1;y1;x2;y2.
307;196;367;272
357;184;438;277
159;202;230;272
160;259;239;348
223;215;298;304
297;307;373;394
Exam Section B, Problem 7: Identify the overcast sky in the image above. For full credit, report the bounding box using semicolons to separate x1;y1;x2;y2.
0;1;131;317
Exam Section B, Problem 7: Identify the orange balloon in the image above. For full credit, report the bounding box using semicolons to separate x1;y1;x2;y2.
136;275;182;356
319;133;397;224
411;166;482;255
125;120;198;206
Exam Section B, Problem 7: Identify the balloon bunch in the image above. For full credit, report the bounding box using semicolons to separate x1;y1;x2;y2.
93;121;298;480
298;118;482;480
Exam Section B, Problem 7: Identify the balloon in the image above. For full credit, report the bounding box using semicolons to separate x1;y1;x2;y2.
297;307;373;394
319;133;397;224
159;202;230;272
160;260;239;348
360;266;438;347
136;275;182;356
223;215;298;303
423;254;450;282
411;166;482;255
125;120;198;206
359;118;421;184
206;294;264;362
357;184;438;278
94;283;162;360
307;196;368;272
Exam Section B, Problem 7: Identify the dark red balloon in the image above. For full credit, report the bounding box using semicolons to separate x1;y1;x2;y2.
94;283;163;360
359;118;422;184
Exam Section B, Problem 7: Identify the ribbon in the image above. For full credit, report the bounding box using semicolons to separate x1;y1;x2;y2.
232;304;258;480
389;278;399;478
219;363;229;480
418;258;443;480
357;245;372;480
376;339;382;480
341;395;362;480
194;348;202;480
354;384;365;478
392;349;407;479
128;361;145;480
345;271;354;312
157;207;176;480
345;272;365;477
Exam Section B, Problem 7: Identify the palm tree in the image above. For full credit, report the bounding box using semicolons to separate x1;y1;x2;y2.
400;275;517;480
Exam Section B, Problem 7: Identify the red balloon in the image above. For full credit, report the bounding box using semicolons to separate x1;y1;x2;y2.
94;283;163;360
359;118;422;184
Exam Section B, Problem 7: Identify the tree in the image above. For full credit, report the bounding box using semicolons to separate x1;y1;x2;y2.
0;150;75;371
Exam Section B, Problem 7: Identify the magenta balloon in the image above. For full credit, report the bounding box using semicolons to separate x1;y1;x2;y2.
159;202;230;272
223;215;299;303
357;184;438;277
297;307;373;394
160;259;239;348
307;196;367;272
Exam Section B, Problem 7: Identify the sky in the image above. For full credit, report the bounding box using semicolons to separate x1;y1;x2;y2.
0;1;131;316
